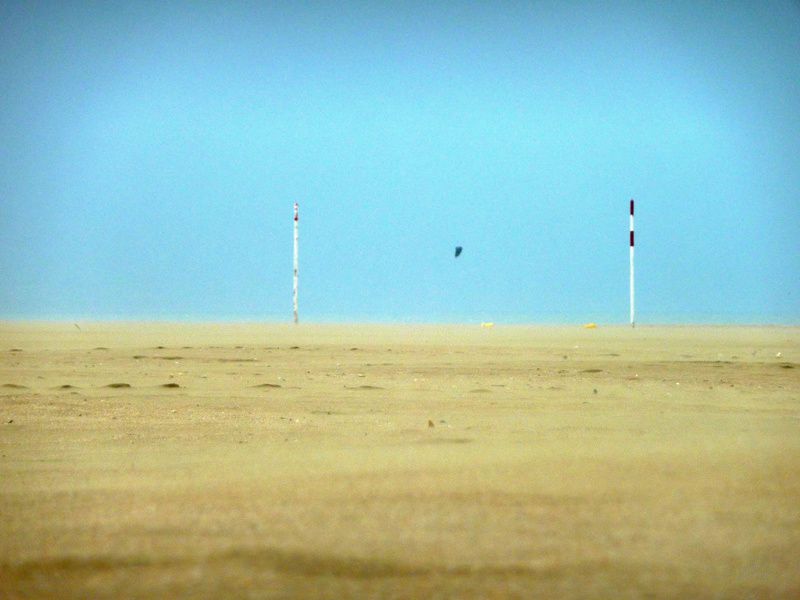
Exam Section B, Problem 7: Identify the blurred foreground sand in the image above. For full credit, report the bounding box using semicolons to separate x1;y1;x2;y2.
1;322;799;598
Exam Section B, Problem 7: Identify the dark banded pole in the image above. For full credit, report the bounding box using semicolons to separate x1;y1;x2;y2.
630;199;635;327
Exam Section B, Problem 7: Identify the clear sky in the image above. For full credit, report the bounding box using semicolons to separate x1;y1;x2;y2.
1;1;798;324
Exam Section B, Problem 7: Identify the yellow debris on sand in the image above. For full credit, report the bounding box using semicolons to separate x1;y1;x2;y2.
583;323;598;329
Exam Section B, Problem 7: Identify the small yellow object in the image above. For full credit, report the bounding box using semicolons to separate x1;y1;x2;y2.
583;323;597;329
480;322;495;328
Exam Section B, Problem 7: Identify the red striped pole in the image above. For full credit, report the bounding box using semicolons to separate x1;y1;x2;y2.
293;202;299;324
630;199;635;327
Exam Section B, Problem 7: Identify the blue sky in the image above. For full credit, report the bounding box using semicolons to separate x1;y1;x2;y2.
1;1;798;323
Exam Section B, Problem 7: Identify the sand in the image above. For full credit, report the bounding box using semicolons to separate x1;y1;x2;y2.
1;322;798;599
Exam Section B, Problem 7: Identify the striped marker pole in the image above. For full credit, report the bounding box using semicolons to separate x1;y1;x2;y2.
629;199;635;328
293;202;299;324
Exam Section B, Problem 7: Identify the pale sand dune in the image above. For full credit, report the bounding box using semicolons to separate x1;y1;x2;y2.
1;322;798;598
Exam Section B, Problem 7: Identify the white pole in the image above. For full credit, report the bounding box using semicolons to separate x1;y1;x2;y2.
293;202;299;324
629;198;635;328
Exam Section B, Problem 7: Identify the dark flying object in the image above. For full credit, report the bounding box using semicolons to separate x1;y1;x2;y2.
454;246;463;257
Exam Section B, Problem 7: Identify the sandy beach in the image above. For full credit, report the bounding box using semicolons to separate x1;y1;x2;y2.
1;322;798;598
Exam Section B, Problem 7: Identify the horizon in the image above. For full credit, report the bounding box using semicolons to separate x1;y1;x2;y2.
1;317;797;328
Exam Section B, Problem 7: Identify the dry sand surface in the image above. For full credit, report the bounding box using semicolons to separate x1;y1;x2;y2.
1;322;798;599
